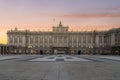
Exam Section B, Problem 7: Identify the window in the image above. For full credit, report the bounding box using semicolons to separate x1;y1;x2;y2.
83;36;86;43
30;37;33;44
99;36;102;43
9;36;13;43
19;36;22;43
88;35;91;43
14;37;17;43
35;36;38;43
104;36;106;43
78;36;81;43
118;33;120;43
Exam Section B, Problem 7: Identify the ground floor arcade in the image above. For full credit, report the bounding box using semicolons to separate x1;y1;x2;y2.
1;45;120;55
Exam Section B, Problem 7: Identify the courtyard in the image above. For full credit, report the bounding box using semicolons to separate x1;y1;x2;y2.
0;55;120;80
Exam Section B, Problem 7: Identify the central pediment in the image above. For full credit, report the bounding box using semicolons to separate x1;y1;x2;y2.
52;21;69;33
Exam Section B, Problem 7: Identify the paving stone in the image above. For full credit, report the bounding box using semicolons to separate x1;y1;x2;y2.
0;55;120;80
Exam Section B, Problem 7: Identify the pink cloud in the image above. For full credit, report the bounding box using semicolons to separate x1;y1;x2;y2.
97;7;120;11
55;13;120;18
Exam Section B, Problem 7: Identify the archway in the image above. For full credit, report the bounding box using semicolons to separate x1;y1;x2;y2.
78;50;81;55
40;50;43;55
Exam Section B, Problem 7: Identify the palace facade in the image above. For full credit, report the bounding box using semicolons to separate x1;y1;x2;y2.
7;22;120;55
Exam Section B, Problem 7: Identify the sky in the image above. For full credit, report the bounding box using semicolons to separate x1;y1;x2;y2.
0;0;120;44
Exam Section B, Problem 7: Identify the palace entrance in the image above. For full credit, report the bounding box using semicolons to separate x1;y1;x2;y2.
52;47;69;55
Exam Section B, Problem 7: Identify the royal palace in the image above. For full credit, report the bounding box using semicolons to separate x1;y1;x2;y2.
5;22;120;55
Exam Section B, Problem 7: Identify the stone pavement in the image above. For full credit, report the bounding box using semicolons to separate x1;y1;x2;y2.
99;56;120;61
30;55;89;62
0;55;120;80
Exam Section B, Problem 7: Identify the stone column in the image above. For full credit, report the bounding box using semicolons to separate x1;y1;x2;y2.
111;33;115;46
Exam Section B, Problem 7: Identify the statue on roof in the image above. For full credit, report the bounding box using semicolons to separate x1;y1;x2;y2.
59;21;62;27
15;27;18;31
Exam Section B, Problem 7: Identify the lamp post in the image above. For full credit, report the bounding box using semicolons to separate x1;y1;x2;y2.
28;45;32;54
25;30;28;54
93;30;96;55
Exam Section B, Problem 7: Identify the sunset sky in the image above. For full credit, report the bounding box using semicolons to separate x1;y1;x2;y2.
0;0;120;44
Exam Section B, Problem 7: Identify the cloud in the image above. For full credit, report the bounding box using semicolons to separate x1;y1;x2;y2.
55;13;120;18
97;7;120;11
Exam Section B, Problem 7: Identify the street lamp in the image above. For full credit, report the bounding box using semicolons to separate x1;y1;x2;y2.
93;30;96;55
25;30;28;54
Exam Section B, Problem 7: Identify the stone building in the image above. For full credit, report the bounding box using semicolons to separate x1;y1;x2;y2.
7;22;120;55
0;44;10;55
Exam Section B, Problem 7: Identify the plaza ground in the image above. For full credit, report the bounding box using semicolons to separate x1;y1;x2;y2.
0;55;120;80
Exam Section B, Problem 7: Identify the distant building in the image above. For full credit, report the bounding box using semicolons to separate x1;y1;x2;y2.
0;44;10;55
7;22;120;55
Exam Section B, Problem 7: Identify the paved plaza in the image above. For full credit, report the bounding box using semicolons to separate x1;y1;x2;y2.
0;55;120;80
